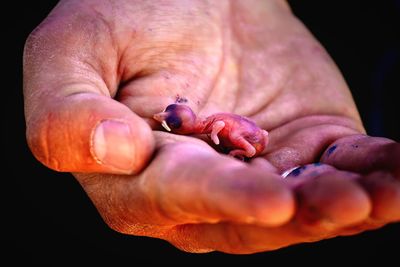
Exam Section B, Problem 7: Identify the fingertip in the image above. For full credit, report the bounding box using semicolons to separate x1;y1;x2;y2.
252;179;296;226
360;172;400;221
297;175;371;226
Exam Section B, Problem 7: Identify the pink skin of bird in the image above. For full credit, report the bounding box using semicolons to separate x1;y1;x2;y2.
153;104;269;158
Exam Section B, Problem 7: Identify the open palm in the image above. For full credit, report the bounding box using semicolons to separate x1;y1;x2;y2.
24;0;400;253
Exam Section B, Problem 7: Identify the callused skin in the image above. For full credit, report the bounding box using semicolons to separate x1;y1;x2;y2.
154;104;269;158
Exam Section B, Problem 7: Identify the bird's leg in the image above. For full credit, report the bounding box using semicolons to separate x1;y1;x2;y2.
228;136;256;158
210;121;225;145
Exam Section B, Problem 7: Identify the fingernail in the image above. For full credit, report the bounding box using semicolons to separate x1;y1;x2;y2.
92;120;135;172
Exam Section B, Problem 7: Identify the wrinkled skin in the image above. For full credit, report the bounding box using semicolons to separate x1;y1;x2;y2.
23;0;400;254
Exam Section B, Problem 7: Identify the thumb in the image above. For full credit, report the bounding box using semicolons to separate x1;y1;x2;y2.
26;92;154;174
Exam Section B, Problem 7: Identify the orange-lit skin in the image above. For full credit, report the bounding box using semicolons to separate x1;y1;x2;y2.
153;104;269;158
23;0;400;255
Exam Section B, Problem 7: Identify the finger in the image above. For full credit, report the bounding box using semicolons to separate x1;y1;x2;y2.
283;164;399;229
25;92;154;174
295;172;371;230
282;160;400;223
290;169;400;238
358;171;400;221
165;172;372;254
149;143;295;227
321;135;400;177
24;10;155;174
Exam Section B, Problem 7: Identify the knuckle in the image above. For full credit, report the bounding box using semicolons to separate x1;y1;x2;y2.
23;19;52;62
26;113;62;171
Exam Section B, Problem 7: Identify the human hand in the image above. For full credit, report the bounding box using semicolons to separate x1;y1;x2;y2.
23;0;400;253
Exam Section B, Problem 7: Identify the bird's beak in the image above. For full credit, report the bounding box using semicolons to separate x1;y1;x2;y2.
153;112;171;132
161;120;171;132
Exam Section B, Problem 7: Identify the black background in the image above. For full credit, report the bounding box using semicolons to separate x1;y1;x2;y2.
6;0;399;265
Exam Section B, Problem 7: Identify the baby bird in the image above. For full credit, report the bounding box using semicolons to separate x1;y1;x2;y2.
153;104;269;158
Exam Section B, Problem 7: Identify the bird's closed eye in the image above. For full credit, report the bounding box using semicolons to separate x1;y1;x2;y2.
166;114;182;129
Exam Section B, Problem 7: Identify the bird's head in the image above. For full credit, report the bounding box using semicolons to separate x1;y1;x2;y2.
153;104;197;134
